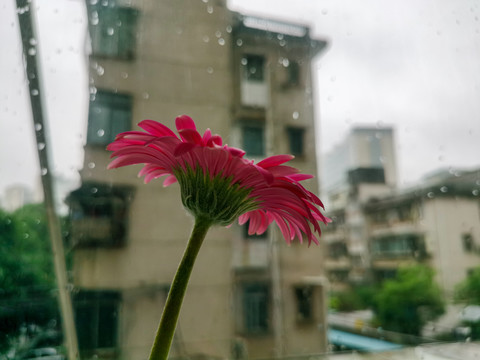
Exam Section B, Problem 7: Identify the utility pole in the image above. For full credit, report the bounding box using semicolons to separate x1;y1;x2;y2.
266;58;285;358
15;1;79;359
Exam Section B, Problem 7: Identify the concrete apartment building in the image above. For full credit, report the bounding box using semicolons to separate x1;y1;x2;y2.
67;1;328;359
322;129;480;295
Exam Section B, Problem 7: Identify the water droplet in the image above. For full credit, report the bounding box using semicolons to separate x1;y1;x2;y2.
90;86;97;94
116;20;122;27
207;5;213;14
226;25;232;33
277;34;284;40
473;189;479;196
90;0;98;4
292;111;299;120
97;66;105;76
31;89;39;96
476;180;480;186
215;31;222;38
38;142;45;150
97;129;105;137
121;72;128;79
35;123;42;131
241;58;248;66
41;168;48;176
203;35;210;43
107;27;115;36
29;38;37;46
218;38;225;46
202;0;208;3
142;92;150;100
207;67;214;74
23;233;30;239
427;192;435;198
440;186;448;193
282;58;290;67
279;39;286;47
91;187;98;194
91;17;99;25
236;39;243;47
88;162;96;169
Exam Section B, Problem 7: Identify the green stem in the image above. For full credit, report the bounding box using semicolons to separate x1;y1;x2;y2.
148;216;212;360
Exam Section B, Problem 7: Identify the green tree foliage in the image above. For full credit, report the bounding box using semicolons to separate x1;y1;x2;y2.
375;264;445;336
455;267;480;305
0;204;61;351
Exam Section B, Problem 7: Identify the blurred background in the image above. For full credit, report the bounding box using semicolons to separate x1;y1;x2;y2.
1;0;480;359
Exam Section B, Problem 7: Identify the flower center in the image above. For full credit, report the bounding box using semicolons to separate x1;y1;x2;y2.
174;165;259;226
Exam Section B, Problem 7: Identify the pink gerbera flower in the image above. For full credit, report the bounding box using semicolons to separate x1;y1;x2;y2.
107;115;329;245
108;114;330;359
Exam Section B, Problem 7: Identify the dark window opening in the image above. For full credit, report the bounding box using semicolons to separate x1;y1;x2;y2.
74;290;120;354
242;125;265;156
242;54;265;82
87;90;132;146
67;183;134;248
287;127;305;156
295;286;314;322
243;284;269;334
462;233;474;253
88;3;139;60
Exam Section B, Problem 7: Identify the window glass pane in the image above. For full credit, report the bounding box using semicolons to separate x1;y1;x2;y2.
242;126;265;156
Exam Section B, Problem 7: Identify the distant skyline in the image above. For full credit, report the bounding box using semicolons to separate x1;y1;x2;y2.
1;0;479;198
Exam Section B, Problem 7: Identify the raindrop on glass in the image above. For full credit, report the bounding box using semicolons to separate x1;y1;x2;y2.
41;168;48;176
473;189;479;196
215;30;222;38
440;186;448;193
97;129;105;137
241;58;248;66
292;111;299;120
236;39;243;47
203;35;210;43
88;162;96;169
31;89;39;96
277;34;284;40
121;72;128;79
282;58;290;67
97;66;105;76
207;67;214;74
427;192;435;198
218;38;225;46
29;38;37;46
107;27;115;36
35;123;42;131
91;17;99;25
91;187;98;194
226;25;232;33
279;39;286;47
38;142;45;150
207;5;213;14
142;92;150;100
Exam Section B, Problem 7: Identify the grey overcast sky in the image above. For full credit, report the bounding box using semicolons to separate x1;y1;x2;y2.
1;0;480;197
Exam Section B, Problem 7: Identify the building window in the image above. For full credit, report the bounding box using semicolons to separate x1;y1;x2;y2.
242;125;265;156
295;286;314;322
243;284;269;334
287;127;305;156
88;4;139;60
74;290;120;354
240;54;268;107
67;182;133;248
462;233;474;253
87;90;132;146
242;54;265;81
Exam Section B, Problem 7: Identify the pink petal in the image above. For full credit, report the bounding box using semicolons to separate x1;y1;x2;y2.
138;120;177;138
257;154;294;168
175;115;196;131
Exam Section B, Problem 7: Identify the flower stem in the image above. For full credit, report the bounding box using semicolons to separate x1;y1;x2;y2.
148;216;212;360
